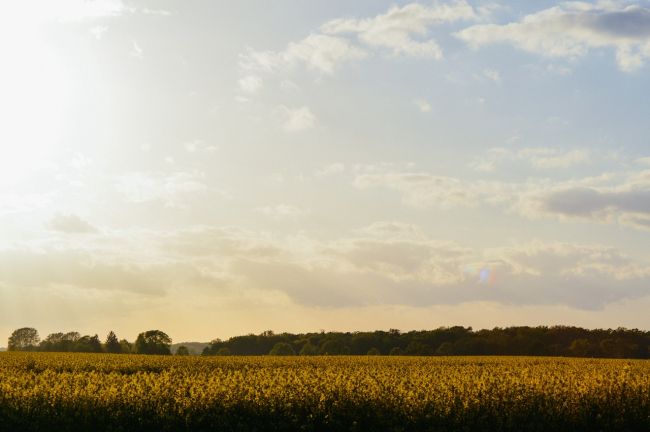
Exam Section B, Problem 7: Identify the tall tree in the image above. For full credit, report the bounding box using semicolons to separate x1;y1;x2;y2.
8;327;40;351
105;331;121;354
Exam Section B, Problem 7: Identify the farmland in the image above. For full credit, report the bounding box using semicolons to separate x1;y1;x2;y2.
1;353;649;431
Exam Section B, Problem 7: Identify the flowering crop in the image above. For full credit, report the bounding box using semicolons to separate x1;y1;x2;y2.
0;353;648;431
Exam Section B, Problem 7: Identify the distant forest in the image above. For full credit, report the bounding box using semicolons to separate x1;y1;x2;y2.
5;326;649;359
206;326;650;358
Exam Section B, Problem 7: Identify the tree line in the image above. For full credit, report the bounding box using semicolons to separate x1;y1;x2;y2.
6;328;180;355
6;326;649;358
202;326;650;358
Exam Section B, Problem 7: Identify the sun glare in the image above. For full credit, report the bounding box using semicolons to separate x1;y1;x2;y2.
0;5;70;186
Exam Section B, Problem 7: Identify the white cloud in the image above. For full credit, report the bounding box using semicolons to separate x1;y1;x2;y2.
456;2;650;72
354;170;480;209
238;75;263;93
240;0;480;78
414;99;432;112
316;162;346;177
141;8;172;16
355;221;428;242
256;204;308;219
240;34;367;75
183;139;218;153
130;40;143;59
90;25;108;39
467;159;497;173
115;171;207;207
321;0;479;59
469;146;590;172
481;68;501;82
48;213;98;234
545;63;573;76
522;148;590;169
277;105;316;132
284;34;367;74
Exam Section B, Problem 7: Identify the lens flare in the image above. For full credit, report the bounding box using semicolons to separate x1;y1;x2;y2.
463;265;497;285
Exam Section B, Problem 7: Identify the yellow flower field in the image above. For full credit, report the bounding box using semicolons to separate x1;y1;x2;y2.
0;353;648;431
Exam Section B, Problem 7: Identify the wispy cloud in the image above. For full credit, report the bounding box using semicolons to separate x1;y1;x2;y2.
238;75;263;93
130;40;143;59
115;171;207;207
478;68;501;83
469;147;591;172
240;34;367;75
183;140;218;153
414;99;432;112
277;105;316;132
89;25;108;39
316;162;346;177
321;0;479;59
239;0;481;81
48;213;98;234
354;170;481;209
256;204;308;219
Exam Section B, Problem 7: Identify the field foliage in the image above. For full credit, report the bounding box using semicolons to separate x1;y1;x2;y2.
0;353;648;431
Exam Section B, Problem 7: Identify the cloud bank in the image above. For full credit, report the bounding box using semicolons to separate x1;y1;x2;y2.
456;2;650;71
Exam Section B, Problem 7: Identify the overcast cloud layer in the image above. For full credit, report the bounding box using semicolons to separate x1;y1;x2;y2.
1;0;649;342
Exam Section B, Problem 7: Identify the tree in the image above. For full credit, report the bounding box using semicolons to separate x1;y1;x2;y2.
405;341;432;356
75;335;102;353
135;330;172;355
41;333;65;351
8;328;40;351
215;347;231;356
299;342;318;356
367;347;381;356
569;338;595;357
176;346;190;356
269;342;295;356
389;347;403;356
119;339;133;354
88;335;103;353
320;339;348;355
60;332;81;352
435;342;455;356
105;331;121;354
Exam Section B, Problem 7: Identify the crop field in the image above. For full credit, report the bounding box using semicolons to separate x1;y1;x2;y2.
0;353;648;431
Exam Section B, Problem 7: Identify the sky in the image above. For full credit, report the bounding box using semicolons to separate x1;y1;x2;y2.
1;0;650;343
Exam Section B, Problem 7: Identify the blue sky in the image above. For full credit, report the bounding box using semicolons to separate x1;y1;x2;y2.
1;0;650;342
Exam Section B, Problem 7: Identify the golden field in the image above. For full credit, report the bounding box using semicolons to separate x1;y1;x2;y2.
0;353;648;431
